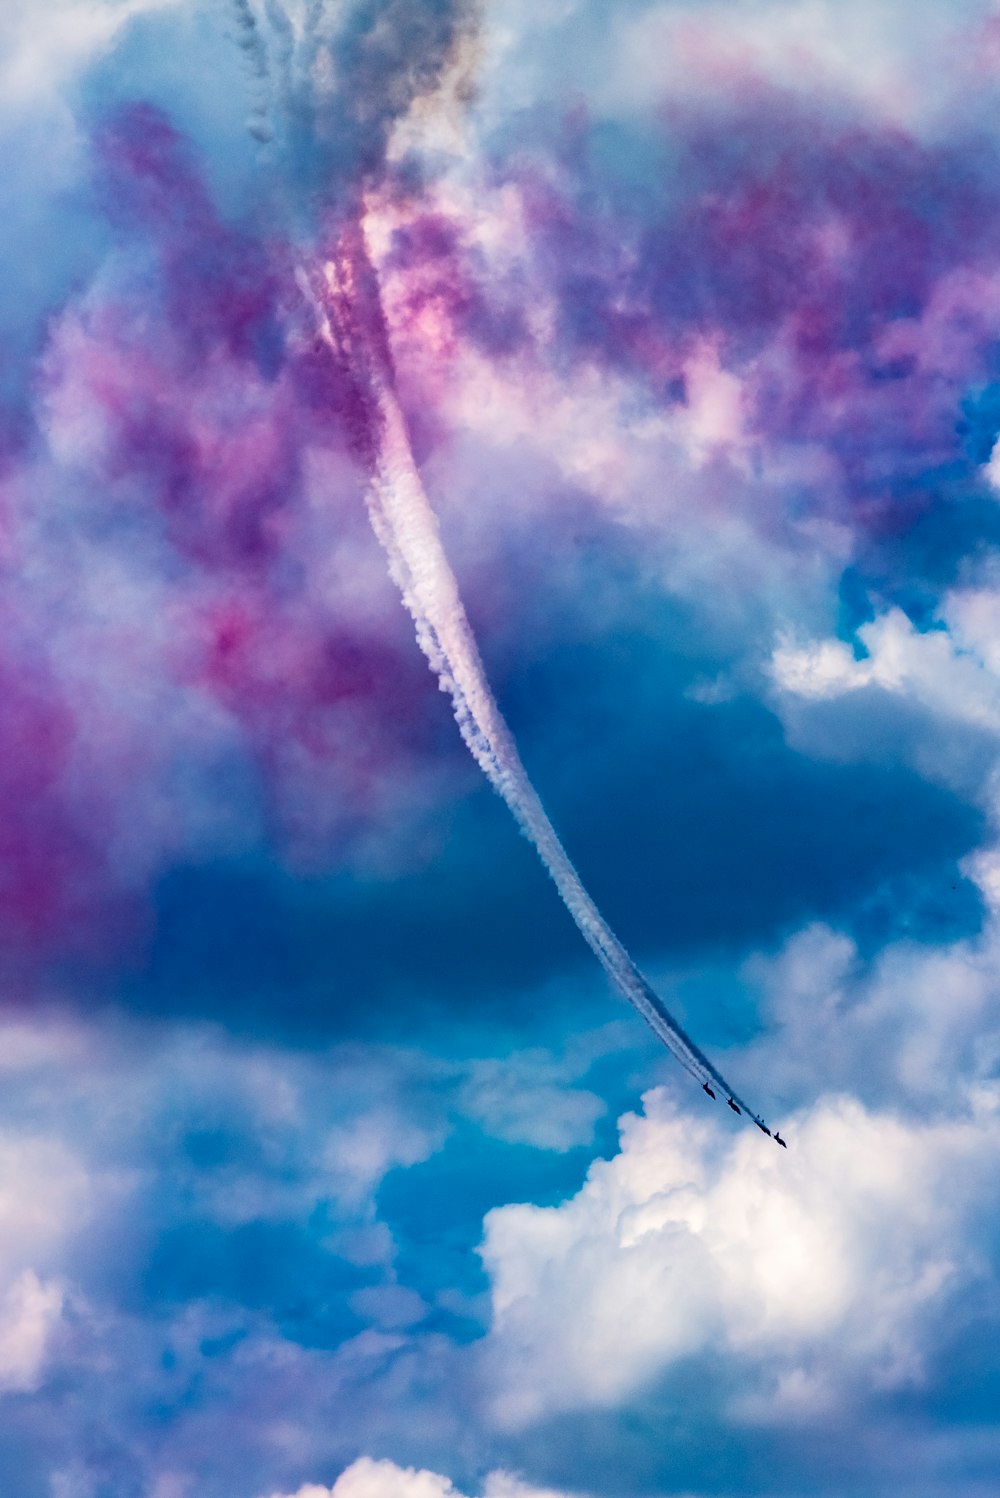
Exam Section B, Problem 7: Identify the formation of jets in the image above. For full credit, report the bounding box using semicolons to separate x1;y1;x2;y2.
702;1082;786;1147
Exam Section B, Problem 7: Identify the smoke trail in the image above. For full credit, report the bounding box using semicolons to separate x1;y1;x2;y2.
223;0;773;1133
230;0;274;143
297;235;774;1135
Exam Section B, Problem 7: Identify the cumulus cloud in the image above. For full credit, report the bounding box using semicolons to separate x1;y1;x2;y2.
740;922;991;1113
771;608;1000;725
267;1456;576;1498
770;588;1000;799
480;1086;1000;1428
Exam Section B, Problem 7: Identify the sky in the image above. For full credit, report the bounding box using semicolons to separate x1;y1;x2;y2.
4;0;1000;1494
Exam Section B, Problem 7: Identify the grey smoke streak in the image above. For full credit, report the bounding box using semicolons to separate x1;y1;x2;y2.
230;0;274;142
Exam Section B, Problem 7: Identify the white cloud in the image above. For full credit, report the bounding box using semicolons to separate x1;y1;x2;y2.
739;920;1000;1113
470;0;990;146
771;608;1000;726
734;781;1000;1114
0;1270;65;1394
0;1009;455;1391
769;597;1000;793
770;634;873;701
773;584;1000;727
329;1458;456;1498
266;1458;578;1498
595;0;997;135
0;1135;93;1276
480;1086;1000;1428
458;1043;608;1152
0;0;180;109
986;435;1000;497
320;1107;442;1212
0;1132;94;1397
481;1479;575;1498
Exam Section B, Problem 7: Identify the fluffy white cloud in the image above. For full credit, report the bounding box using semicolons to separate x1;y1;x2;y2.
770;594;1000;793
480;1085;1000;1428
737;901;1000;1119
771;608;1000;725
267;1457;576;1498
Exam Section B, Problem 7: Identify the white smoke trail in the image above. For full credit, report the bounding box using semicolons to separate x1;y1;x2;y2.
297;244;774;1135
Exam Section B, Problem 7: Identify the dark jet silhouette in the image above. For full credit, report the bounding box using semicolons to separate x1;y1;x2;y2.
727;1098;741;1115
755;1120;772;1136
774;1132;787;1148
703;1083;716;1100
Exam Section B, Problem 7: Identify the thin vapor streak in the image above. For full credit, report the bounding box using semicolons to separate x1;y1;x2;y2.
299;243;770;1131
230;0;275;143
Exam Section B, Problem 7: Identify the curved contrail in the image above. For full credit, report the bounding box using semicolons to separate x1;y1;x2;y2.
297;234;775;1137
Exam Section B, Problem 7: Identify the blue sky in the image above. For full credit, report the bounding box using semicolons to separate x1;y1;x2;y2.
2;3;1000;1496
